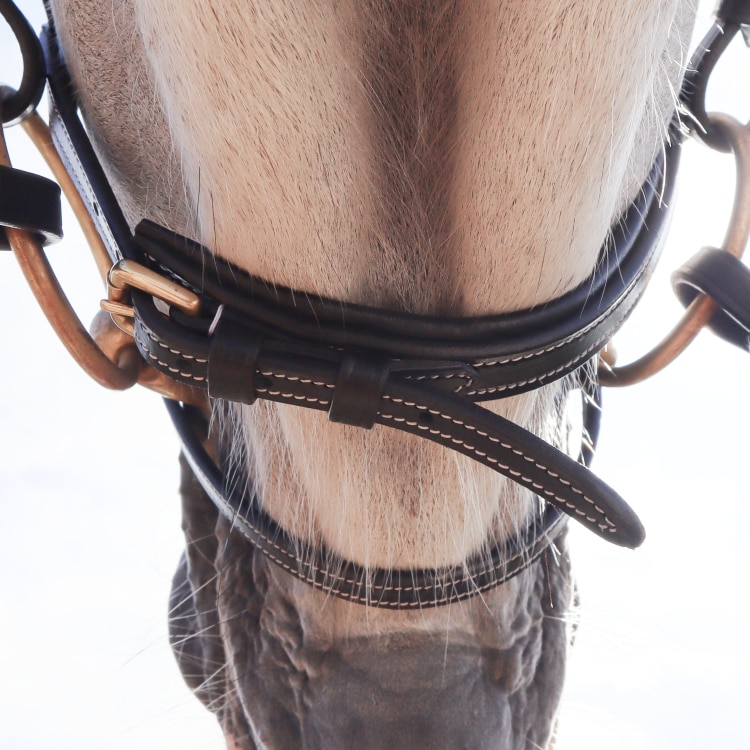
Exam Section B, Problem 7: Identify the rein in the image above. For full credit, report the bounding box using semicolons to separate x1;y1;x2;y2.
3;0;750;607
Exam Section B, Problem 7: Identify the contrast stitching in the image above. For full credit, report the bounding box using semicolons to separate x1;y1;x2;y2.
258;371;334;390
51;111;121;259
134;326;206;383
138;327;208;363
380;394;615;533
191;446;560;607
467;293;642;396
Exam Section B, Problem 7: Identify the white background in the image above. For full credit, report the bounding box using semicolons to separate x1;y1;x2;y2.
1;2;748;748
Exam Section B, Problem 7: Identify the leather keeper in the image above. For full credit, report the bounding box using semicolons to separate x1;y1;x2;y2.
672;246;750;351
0;165;63;248
207;317;263;403
328;354;390;429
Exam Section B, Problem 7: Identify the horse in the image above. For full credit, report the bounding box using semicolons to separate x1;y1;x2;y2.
5;0;749;747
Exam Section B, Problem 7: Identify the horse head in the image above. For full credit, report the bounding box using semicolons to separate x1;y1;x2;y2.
10;0;740;746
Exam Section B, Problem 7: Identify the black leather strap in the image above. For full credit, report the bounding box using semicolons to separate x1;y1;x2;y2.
130;141;675;401
134;294;644;547
166;399;569;609
0;164;62;248
207;318;263;404
673;246;750;350
328;354;391;428
39;14;668;549
41;23;134;263
0;0;46;125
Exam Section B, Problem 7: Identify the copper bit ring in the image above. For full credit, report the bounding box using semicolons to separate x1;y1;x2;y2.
599;113;750;386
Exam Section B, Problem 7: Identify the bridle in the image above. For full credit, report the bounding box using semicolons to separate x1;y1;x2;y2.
2;0;750;608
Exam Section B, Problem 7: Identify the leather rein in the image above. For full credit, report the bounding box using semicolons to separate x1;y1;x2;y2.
3;0;750;608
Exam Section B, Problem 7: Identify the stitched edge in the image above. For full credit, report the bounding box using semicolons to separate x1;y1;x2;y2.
380;394;615;533
50;102;121;261
134;324;207;383
182;430;565;608
466;289;644;396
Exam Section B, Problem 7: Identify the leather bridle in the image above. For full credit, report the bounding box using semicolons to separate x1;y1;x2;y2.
2;0;750;607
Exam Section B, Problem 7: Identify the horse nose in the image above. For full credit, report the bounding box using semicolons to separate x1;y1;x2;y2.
230;632;566;750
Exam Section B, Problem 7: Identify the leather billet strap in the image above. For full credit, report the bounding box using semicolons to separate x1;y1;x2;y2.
145;282;640;545
40;24;134;263
125;152;674;550
166;398;569;609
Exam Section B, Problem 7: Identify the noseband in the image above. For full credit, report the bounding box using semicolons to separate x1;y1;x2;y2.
3;0;750;607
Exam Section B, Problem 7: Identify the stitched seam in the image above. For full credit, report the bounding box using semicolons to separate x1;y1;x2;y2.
467;292;642;396
255;371;333;406
184;392;559;601
473;289;638;369
134;327;206;383
255;387;330;406
252;537;551;608
406;372;471;381
137;327;208;363
250;376;610;528
258;371;335;389
380;395;615;532
467;338;602;396
52;113;121;258
220;493;556;606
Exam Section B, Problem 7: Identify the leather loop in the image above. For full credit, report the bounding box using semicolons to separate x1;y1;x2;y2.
328;354;390;428
207;316;263;403
0;165;62;248
672;246;750;350
716;0;750;26
0;1;46;125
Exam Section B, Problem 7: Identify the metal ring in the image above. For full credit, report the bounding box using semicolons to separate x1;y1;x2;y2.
599;113;750;386
0;0;46;126
3;113;207;405
0;118;140;388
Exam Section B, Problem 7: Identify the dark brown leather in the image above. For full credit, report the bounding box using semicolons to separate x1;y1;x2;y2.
0;0;46;125
149;299;643;548
167;400;570;608
0;165;62;248
131;149;674;396
673;246;750;350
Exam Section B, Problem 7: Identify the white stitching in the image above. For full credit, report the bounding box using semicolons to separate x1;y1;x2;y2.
468;290;644;395
138;326;208;363
135;328;207;382
213;489;561;607
255;387;330;406
50;107;121;260
380;394;615;532
249;373;614;531
258;371;334;389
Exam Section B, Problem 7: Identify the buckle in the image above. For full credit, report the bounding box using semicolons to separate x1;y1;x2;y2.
100;259;201;334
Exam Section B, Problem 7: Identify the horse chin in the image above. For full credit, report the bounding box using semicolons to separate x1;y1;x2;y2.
170;470;572;750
